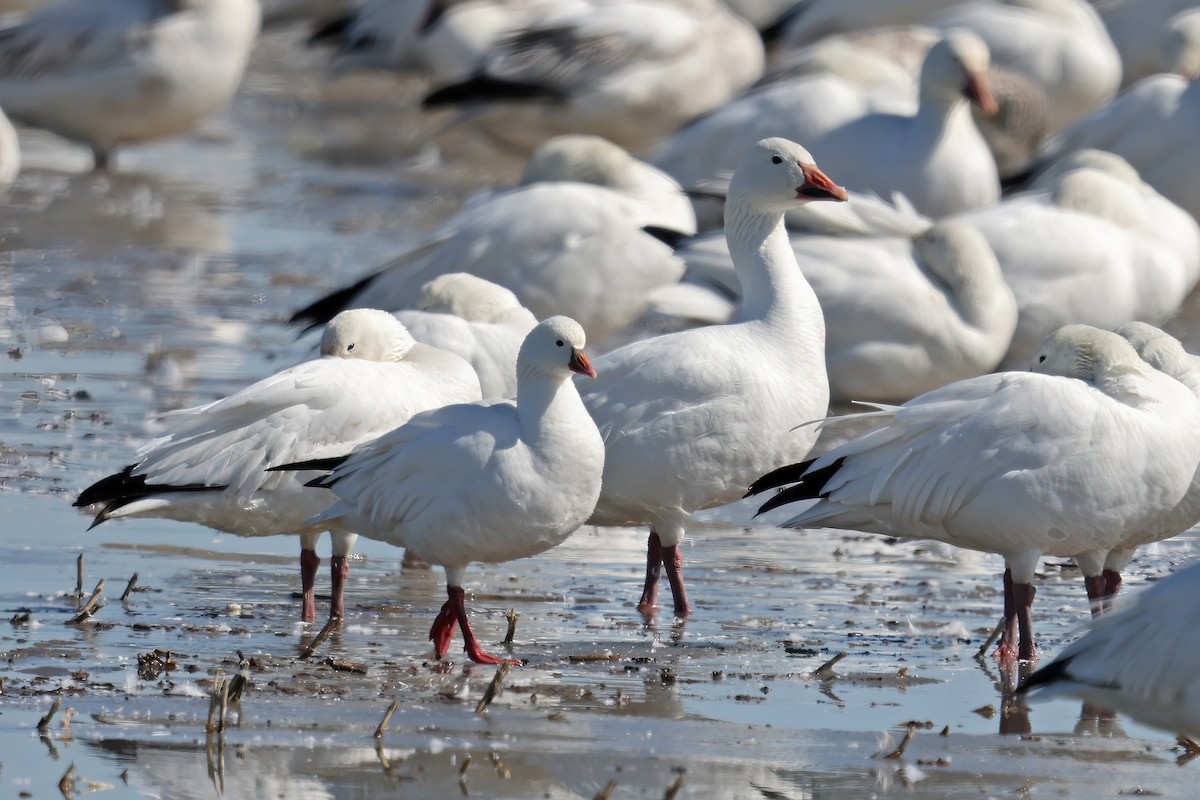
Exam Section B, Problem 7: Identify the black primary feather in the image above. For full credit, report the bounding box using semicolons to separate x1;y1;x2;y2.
752;457;846;516
745;458;816;497
74;464;223;529
289;270;383;333
266;455;348;474
422;75;567;107
641;226;691;250
308;13;354;46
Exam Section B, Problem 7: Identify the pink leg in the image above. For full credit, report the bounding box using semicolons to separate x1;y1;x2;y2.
1083;574;1106;618
330;555;349;620
661;544;691;617
995;569;1019;663
429;599;457;659
300;548;320;623
1101;569;1123;613
636;531;664;615
447;586;518;665
1014;581;1037;663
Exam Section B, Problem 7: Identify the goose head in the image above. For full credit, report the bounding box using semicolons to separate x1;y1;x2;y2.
320;309;416;362
726;137;847;217
1160;9;1200;80
921;29;997;115
912;220;1001;288
1031;324;1144;383
519;315;596;379
521;134;638;189
417;273;526;323
1116;321;1200;393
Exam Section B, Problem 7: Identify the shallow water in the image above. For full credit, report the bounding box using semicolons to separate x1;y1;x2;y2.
3;24;1200;800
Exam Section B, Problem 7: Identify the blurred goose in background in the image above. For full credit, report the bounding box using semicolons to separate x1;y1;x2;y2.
648;219;1016;403
261;0;351;27
296;317;603;665
74;310;482;623
581;137;846;617
749;324;1200;662
0;0;261;169
290;135;693;344
951;151;1200;369
1098;0;1200;88
1035;9;1200;221
420;0;765;153
0;102;18;189
394;273;538;398
806;29;1000;218
1020;558;1200;740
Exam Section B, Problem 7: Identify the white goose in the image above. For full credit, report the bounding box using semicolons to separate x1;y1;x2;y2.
1040;10;1200;221
74;310;482;622
1099;0;1200;88
1020;558;1200;740
806;29;1000;219
0;0;261;169
420;0;765;153
951;152;1200;369
581;137;846;617
299;316;604;665
749;324;1200;662
290;136;690;344
394;273;538;399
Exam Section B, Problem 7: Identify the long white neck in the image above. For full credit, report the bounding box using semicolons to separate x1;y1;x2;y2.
516;370;593;452
726;202;822;333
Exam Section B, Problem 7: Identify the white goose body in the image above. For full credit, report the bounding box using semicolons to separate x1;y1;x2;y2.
806;29;1000;218
0;0;261;168
75;310;482;621
306;317;604;663
1022;558;1200;739
951;154;1200;369
393;273;538;399
582;137;846;615
751;325;1200;660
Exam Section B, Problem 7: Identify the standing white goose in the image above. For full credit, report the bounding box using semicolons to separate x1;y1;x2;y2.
0;0;261;169
806;29;1000;218
581;137;846;617
749;325;1200;662
1019;558;1200;740
297;316;604;665
74;310;482;622
394;273;538;399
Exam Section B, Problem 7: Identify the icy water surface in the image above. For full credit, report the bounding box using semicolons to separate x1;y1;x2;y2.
3;25;1200;800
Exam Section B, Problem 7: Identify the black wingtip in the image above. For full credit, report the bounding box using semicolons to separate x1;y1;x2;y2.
422;75;566;108
641;226;691;250
75;465;139;508
1016;655;1074;695
758;1;809;47
267;455;348;474
308;13;353;46
745;459;817;498
74;464;224;524
288;271;382;333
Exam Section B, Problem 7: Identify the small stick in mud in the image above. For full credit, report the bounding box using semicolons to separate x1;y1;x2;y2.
663;772;685;800
216;677;233;733
68;579;106;624
75;554;84;602
119;573;139;603
374;700;399;739
299;617;341;659
881;724;917;759
458;755;472;775
812;651;847;679
503;609;518;644
37;698;61;731
976;618;1006;659
205;678;224;734
475;662;514;715
593;780;618;800
59;763;77;798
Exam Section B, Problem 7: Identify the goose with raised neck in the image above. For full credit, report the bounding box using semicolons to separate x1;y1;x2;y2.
582;137;846;617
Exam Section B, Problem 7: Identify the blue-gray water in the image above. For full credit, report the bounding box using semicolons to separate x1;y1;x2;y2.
3;24;1200;800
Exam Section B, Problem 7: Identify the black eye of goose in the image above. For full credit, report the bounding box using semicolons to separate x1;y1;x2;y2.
1038;355;1046;363
347;343;355;351
771;155;783;164
556;339;564;347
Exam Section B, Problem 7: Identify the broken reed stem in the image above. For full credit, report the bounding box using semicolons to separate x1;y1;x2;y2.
68;579;106;624
75;554;84;602
458;755;472;775
205;678;223;734
299;617;340;660
119;573;139;602
663;773;685;800
37;698;62;731
503;609;518;644
217;677;232;733
593;779;618;800
812;651;847;679
475;662;514;715
976;618;1006;658
374;700;399;739
58;763;77;797
882;724;917;759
